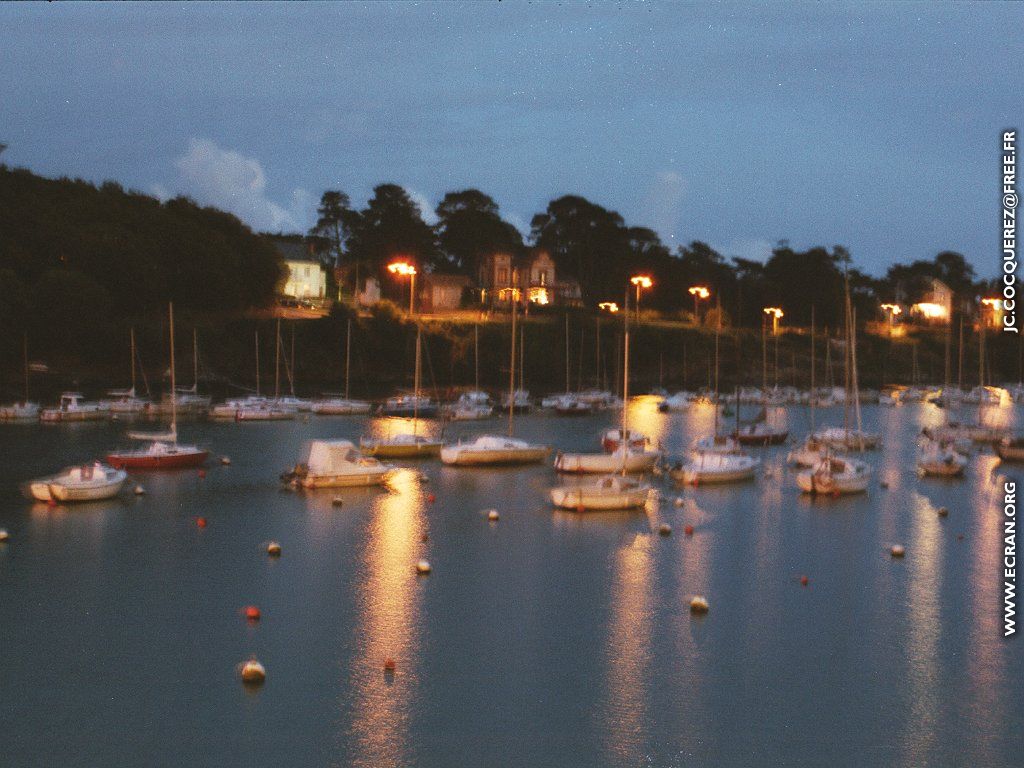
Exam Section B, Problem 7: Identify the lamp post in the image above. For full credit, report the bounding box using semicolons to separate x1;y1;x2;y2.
880;303;902;336
763;307;783;336
630;276;652;321
387;261;417;315
688;285;710;325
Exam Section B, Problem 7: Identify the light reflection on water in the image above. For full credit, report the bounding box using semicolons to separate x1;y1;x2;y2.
0;403;1021;767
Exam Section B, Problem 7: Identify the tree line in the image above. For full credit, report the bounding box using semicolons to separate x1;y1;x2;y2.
306;185;992;330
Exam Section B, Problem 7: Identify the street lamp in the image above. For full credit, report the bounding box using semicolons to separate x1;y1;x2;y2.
387;260;417;315
981;297;1002;329
630;275;653;321
880;303;902;336
688;285;710;324
763;307;784;336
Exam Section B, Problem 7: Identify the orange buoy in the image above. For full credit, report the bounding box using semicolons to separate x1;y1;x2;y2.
659;523;672;536
196;516;208;528
244;605;261;621
240;658;266;685
267;541;282;557
689;595;710;614
134;485;146;496
221;456;231;465
384;657;396;671
486;509;499;522
416;559;431;574
576;503;585;513
684;524;694;536
800;575;809;587
0;528;9;542
427;493;436;503
890;544;905;558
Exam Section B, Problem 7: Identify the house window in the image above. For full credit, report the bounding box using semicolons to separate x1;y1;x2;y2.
497;267;508;285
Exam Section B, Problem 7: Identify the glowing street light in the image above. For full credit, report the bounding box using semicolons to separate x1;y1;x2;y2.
763;306;784;336
387;260;417;315
688;285;710;324
880;303;902;335
630;275;653;320
598;301;620;313
981;297;1002;328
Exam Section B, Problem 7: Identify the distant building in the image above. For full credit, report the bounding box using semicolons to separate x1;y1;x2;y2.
272;239;327;301
909;278;952;323
418;273;471;313
477;249;581;307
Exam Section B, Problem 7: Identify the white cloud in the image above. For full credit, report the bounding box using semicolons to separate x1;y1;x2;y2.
405;188;439;225
169;138;312;232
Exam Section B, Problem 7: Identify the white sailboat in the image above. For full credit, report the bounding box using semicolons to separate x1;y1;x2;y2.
235;325;296;421
916;438;967;477
39;392;109;422
103;328;151;415
0;334;40;420
789;309;829;467
311;319;372;414
27;462;127;503
442;299;550;467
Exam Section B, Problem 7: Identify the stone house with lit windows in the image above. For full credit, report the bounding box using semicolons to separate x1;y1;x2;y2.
477;249;581;308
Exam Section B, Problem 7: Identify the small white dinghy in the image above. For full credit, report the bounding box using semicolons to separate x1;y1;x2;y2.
554;446;661;474
27;462;127;502
671;451;759;485
796;455;871;495
282;440;394;488
440;435;550;466
917;439;967;477
550;475;651;511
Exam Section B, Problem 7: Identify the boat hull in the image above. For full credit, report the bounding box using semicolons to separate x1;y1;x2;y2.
106;450;209;469
555;451;660;474
734;430;789;446
440;447;550;466
671;464;757;485
550;486;649;510
48;477;127;502
298;471;391;488
360;441;443;459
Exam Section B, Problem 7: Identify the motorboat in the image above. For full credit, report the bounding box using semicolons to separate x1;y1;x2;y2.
796;455;871;495
693;434;741;454
916;439;967;477
27;462;127;502
380;394;438;418
310;397;373;415
501;389;532;413
235;401;297;421
102;388;151;415
812;426;881;451
449;391;494;421
440;435;550;466
996;436;1024;462
0;401;40;420
601;428;648;453
359;433;444;459
554;446;661;474
923;422;1005;444
670;451;759;485
552;395;593;416
550;475;651;511
40;393;109;423
281;439;394;488
733;421;789;446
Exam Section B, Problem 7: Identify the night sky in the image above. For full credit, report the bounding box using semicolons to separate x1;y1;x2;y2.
2;2;1020;277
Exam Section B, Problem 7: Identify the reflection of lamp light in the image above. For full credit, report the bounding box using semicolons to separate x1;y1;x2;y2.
688;285;710;324
387;261;417;314
630;275;653;320
598;301;620;313
763;306;784;335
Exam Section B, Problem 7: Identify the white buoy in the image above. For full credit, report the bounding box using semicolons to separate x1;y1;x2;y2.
486;509;499;522
891;544;905;558
0;528;9;542
659;523;672;536
221;456;231;465
267;541;282;557
690;595;710;614
416;559;431;575
134;485;146;496
240;658;266;685
673;497;685;508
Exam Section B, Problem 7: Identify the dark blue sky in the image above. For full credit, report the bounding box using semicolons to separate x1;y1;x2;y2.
2;2;1020;277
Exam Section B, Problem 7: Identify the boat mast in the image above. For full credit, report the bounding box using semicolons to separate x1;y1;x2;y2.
345;319;352;400
22;332;29;404
714;296;721;437
621;284;630;474
508;298;517;437
130;328;136;396
413;324;421;436
192;328;199;394
168;303;177;441
564;314;570;394
290;324;296;397
474;323;479;391
255;331;261;397
519;323;525;395
274;318;281;401
810;307;816;433
957;315;964;392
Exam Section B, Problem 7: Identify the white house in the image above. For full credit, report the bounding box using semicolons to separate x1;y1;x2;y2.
281;259;327;300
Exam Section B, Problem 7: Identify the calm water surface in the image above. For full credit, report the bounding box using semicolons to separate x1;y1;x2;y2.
1;400;1021;767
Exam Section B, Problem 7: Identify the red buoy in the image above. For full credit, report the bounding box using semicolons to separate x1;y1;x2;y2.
427;493;436;503
196;516;208;528
384;657;396;671
244;605;261;621
800;575;809;587
684;524;694;536
198;469;207;479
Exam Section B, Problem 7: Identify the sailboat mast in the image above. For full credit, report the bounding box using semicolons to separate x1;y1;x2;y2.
290;324;296;397
169;303;177;436
508;299;517;436
564;314;570;393
810;307;816;433
520;324;525;394
130;328;136;395
345;319;352;400
192;328;199;393
474;324;479;391
622;285;630;458
255;331;261;397
413;325;421;435
274;319;281;400
714;299;720;436
957;315;964;391
978;315;985;388
22;332;29;403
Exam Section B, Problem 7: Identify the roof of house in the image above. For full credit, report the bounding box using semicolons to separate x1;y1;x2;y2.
271;238;320;264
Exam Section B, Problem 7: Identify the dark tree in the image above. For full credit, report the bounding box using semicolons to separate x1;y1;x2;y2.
435;189;524;275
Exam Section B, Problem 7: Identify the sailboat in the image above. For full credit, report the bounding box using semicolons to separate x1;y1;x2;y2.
26;461;127;503
798;275;872;494
917;437;967;477
672;302;759;485
788;310;829;467
235;323;296;421
449;325;494;420
311;319;372;415
442;299;550;466
102;329;151;415
0;334;41;420
550;286;654;508
106;304;209;469
361;324;445;458
733;316;788;445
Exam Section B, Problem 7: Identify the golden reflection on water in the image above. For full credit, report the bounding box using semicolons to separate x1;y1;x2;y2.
900;491;944;765
624;396;667;449
364;417;442;440
599;533;654;764
343;468;426;768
